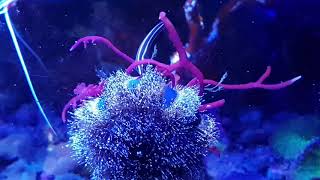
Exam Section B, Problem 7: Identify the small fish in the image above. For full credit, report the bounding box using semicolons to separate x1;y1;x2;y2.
135;22;164;74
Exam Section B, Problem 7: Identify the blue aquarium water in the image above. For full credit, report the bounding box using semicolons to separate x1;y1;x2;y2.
0;0;319;179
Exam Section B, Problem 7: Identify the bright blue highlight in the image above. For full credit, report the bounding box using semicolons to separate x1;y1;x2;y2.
97;98;106;110
128;79;140;90
163;86;177;108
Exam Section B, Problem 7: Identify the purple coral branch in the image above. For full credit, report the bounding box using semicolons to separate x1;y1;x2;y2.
126;59;176;87
257;66;271;83
159;12;188;63
125;12;206;92
126;59;169;74
63;11;301;120
62;82;105;122
70;36;135;64
159;12;205;93
187;66;301;91
203;66;301;90
199;99;226;112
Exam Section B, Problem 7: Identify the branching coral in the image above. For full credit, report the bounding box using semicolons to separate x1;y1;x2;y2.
62;11;300;179
62;12;300;121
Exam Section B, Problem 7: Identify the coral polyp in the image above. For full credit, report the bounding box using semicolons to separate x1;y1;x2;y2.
68;66;218;179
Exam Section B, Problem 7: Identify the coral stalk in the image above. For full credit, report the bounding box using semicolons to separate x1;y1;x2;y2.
70;36;135;64
64;11;301;121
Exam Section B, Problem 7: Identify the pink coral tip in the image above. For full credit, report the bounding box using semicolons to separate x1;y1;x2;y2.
159;12;166;19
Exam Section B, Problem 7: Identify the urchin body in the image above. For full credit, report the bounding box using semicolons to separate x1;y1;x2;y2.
64;11;300;180
68;67;218;179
